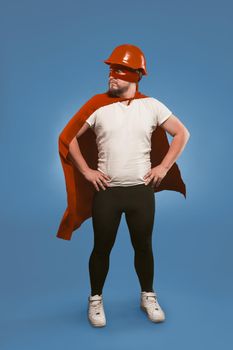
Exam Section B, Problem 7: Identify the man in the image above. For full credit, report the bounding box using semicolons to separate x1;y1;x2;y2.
56;44;190;327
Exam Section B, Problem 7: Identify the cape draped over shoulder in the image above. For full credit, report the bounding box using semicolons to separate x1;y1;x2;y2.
56;91;186;240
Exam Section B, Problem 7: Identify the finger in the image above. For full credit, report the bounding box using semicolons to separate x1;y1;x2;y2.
100;174;111;185
100;182;107;190
100;179;109;190
97;179;106;190
143;172;151;179
103;173;111;180
99;172;111;180
149;179;154;187
149;177;157;187
145;176;153;185
94;181;100;191
144;177;150;185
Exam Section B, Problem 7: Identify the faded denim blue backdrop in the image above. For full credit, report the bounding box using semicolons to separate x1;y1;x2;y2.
1;0;232;349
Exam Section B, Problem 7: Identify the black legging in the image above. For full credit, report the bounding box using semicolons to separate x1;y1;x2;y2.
88;183;156;296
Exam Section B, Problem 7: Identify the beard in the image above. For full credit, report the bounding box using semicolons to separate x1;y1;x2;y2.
107;82;130;97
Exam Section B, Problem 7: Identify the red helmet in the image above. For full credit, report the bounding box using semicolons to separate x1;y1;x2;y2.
103;44;148;76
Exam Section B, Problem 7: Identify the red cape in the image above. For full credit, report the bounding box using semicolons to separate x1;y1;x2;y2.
56;90;186;240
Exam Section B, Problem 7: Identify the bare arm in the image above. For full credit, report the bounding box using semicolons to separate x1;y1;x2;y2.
144;114;190;187
159;114;190;171
68;122;91;175
68;122;111;191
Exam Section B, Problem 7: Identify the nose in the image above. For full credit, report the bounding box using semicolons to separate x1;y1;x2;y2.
109;77;117;84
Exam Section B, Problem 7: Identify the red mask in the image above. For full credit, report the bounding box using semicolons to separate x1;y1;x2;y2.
109;65;141;83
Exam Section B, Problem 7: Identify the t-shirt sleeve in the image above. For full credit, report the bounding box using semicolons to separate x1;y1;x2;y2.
85;110;97;128
153;98;173;126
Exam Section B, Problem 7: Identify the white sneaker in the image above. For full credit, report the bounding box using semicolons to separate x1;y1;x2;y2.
140;291;165;323
88;294;106;327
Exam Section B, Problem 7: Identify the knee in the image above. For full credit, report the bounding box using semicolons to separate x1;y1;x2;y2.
91;244;113;258
134;241;153;255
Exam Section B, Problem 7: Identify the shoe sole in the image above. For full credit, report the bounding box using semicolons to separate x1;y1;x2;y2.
140;305;165;323
88;319;106;327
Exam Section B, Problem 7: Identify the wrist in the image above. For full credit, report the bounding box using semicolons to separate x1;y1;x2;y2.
160;163;170;171
81;167;91;175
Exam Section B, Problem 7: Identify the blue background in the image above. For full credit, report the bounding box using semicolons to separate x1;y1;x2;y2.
1;0;233;349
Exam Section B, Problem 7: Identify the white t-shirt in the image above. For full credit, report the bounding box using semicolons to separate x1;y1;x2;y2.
85;97;172;186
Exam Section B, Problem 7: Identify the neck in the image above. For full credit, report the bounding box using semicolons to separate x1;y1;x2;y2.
117;84;137;99
119;92;136;99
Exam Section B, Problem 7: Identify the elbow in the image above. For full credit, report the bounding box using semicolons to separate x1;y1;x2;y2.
175;128;190;145
183;130;190;145
68;136;78;152
176;128;190;140
182;127;191;140
185;130;191;140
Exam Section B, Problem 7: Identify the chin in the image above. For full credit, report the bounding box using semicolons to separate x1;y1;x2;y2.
108;87;118;95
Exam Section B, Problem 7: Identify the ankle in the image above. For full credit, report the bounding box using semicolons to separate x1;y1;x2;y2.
91;293;102;297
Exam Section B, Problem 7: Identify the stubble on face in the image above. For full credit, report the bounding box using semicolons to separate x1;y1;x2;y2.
108;81;130;97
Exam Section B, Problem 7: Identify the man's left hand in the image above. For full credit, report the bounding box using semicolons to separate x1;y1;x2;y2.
143;165;169;187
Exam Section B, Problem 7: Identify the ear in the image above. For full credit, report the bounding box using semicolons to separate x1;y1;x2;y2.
137;70;142;81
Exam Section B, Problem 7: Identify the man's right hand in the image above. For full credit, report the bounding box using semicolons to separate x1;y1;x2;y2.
83;168;111;191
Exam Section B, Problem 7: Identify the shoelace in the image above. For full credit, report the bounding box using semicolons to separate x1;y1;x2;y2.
145;296;159;310
90;300;103;315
